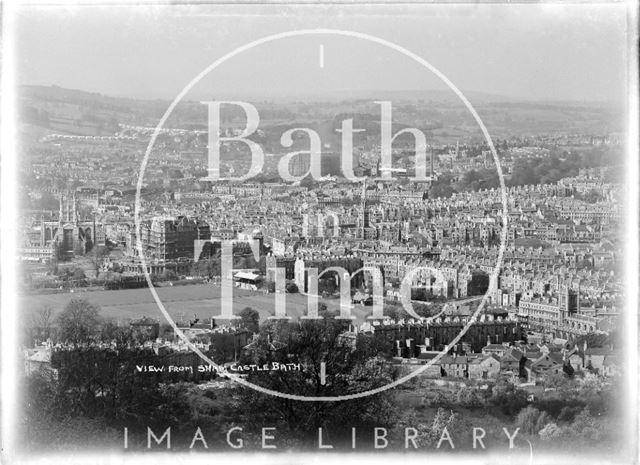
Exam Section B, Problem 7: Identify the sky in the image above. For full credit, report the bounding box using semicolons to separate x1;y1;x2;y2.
13;2;632;103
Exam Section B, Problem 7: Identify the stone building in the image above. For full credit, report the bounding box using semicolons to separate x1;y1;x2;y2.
41;194;104;257
132;216;211;261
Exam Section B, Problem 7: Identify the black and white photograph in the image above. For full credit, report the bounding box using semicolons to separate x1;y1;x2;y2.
1;2;638;464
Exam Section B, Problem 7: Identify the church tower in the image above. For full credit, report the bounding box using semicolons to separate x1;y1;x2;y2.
59;193;78;225
558;285;580;327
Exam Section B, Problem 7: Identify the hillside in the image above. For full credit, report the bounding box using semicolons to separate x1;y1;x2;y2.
18;85;625;139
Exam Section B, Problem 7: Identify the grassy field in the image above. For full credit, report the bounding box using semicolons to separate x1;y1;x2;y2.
19;283;374;325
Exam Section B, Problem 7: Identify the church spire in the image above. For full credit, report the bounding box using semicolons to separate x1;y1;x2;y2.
72;193;77;224
360;179;369;238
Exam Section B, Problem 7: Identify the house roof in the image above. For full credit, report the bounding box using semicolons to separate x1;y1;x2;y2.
532;354;563;367
131;320;159;327
502;348;524;361
441;355;468;364
548;352;565;364
484;344;505;350
234;271;261;281
27;349;51;363
470;354;500;365
585;347;614;356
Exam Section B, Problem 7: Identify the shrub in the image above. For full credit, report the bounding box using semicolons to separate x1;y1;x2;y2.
515;406;541;435
539;422;563;441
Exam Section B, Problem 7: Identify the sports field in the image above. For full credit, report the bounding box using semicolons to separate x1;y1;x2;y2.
19;283;373;325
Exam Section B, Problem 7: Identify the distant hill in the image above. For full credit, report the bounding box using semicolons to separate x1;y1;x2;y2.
19;85;170;136
18;85;625;139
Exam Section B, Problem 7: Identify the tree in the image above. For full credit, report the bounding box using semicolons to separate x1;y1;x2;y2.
574;332;611;350
569;407;602;440
31;305;54;341
515;406;541;435
73;241;85;256
355;333;393;359
535;411;552;432
236;307;260;334
557;405;582;423
411;407;461;448
235;318;397;446
384;304;405;320
539;422;563;441
191;257;221;278
99;319;140;347
159;269;178;281
209;333;239;364
490;380;528;415
545;372;571;390
89;245;109;278
456;386;482;408
285;282;298;293
577;372;605;396
72;268;86;281
56;299;101;344
299;175;315;189
51;242;65;266
159;323;174;340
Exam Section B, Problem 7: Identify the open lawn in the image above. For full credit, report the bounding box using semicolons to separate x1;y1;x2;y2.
19;283;374;325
